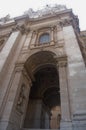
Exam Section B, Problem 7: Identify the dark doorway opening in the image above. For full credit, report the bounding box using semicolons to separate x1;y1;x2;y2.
24;66;61;129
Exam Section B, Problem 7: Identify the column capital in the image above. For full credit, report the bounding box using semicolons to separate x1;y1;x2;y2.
57;60;67;68
12;24;30;34
58;18;73;28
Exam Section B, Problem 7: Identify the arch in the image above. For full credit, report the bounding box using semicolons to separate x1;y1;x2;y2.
24;50;58;77
24;49;59;64
23;64;61;129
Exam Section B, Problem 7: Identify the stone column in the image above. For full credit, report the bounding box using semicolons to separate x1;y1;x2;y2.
63;25;86;130
0;31;21;75
0;32;26;120
0;31;21;118
63;25;86;113
58;60;70;120
0;63;22;130
57;60;72;130
0;64;31;130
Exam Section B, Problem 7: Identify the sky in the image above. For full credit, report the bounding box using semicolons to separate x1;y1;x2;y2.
0;0;86;31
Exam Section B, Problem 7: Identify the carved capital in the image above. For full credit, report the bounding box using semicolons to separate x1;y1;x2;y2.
12;24;30;34
59;18;73;27
56;23;62;31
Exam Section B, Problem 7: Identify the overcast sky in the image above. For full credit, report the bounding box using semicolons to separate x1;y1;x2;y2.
0;0;85;31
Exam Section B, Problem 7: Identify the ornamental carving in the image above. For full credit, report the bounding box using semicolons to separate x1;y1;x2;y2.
59;18;73;27
0;14;10;24
16;84;26;114
24;4;67;18
12;24;30;34
57;60;67;67
55;56;67;67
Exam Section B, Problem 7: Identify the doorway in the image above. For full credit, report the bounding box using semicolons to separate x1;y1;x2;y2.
23;66;61;129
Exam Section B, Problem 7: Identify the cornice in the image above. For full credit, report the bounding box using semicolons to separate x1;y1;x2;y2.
29;9;72;24
0;9;72;28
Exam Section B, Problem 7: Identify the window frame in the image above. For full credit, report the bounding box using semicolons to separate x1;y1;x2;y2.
39;33;50;45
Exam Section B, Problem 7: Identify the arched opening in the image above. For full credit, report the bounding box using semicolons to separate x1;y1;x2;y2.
23;51;61;129
23;66;61;129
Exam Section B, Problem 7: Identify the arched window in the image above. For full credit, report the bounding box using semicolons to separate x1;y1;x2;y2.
39;33;50;44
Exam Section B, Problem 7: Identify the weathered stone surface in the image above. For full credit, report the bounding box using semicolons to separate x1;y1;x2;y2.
0;5;86;130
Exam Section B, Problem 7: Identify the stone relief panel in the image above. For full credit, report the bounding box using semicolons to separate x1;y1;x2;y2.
16;84;26;114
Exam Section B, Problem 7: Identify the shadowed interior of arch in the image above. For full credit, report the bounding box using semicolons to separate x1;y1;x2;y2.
23;66;61;129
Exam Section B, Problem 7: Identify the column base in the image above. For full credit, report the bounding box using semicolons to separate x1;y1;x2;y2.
0;120;20;130
72;120;86;130
60;121;72;130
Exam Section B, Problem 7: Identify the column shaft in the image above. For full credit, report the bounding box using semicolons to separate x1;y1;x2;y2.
58;61;71;121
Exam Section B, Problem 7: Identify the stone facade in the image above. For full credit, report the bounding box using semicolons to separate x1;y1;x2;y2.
0;5;86;130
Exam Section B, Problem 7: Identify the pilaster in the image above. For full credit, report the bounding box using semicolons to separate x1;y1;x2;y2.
63;25;86;130
0;63;31;130
57;59;72;130
30;31;37;48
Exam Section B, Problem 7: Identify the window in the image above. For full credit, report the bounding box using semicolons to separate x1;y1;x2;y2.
39;33;50;44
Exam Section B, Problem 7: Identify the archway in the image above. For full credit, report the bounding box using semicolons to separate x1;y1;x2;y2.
23;51;61;129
